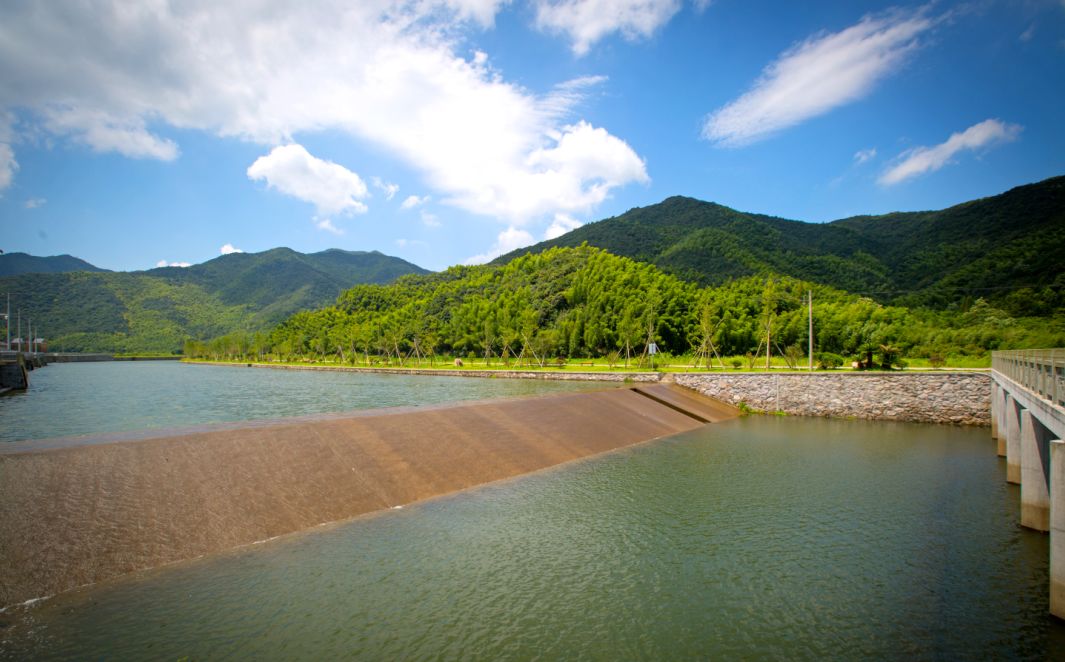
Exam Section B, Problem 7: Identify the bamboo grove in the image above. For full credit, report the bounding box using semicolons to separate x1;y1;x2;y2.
184;246;1065;366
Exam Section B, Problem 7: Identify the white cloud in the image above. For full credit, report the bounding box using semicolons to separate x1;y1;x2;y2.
247;144;369;219
464;226;535;264
853;147;877;165
0;143;17;192
0;3;646;225
1019;24;1035;42
24;197;46;209
43;109;179;160
879;119;1022;186
704;9;933;146
156;259;191;268
395;238;428;248
220;243;244;255
316;218;344;235
400;194;429;210
544;212;582;239
534;0;682;56
421;210;442;227
372;176;399;200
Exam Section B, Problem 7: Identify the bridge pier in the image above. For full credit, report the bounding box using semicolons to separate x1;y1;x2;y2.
997;386;1007;456
1005;396;1022;484
1052;440;1065;619
1020;410;1051;531
991;381;1000;441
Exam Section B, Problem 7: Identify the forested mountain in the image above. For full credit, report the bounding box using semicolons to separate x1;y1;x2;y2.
238;246;1061;365
495;176;1065;315
0;252;107;277
1;248;427;353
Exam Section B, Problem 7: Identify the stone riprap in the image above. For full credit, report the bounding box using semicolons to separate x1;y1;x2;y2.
191;362;991;425
674;372;990;426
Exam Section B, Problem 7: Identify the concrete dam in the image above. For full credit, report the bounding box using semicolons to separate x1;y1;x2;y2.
0;384;737;607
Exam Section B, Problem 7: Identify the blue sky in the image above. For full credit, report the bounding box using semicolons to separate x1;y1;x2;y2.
0;0;1063;272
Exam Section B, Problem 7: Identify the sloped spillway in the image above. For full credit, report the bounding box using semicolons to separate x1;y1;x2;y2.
0;384;736;606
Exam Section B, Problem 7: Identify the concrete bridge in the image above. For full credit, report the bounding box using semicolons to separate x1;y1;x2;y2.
991;349;1065;619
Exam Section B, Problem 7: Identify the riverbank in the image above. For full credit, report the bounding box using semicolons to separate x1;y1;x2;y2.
0;384;736;607
189;360;991;426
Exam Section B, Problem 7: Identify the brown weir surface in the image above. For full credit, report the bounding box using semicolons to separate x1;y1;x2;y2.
0;384;736;607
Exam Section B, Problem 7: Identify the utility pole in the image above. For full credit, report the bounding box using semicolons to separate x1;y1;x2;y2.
4;293;9;351
765;317;771;370
808;290;814;372
16;309;20;353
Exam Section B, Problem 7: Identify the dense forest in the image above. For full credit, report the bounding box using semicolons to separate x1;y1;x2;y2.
1;248;427;353
495;176;1065;316
185;246;1065;367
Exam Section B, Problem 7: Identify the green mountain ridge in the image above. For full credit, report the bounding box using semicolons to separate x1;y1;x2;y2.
0;252;108;277
495;176;1065;315
1;248;428;353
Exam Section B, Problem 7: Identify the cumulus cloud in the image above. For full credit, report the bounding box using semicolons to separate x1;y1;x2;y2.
853;147;877;165
421;211;442;227
395;238;428;248
400;194;429;210
544;213;582;239
220;243;244;255
156;259;191;268
464;226;535;264
534;0;682;55
372;177;399;200
0;2;646;225
43;109;179;160
24;197;46;209
704;8;933;146
0;143;17;192
316;218;344;235
879;119;1022;186
247;144;369;219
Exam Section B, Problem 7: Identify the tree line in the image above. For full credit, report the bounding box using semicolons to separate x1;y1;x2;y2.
184;246;1065;367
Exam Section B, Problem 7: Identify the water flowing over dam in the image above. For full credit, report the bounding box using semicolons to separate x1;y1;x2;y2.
0;384;736;607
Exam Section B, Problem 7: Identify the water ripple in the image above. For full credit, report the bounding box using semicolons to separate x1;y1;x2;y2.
2;416;1064;660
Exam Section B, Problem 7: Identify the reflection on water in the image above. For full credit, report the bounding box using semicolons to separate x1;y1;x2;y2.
2;415;1062;659
0;361;612;442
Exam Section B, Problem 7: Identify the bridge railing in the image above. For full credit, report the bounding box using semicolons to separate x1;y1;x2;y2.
992;349;1065;408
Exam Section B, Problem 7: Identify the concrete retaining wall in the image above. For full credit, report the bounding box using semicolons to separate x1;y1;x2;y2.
674;372;991;426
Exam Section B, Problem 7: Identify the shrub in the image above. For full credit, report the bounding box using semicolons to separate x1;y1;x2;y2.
816;352;844;370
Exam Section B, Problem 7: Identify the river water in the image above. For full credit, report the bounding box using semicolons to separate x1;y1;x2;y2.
0;361;610;443
2;363;1063;659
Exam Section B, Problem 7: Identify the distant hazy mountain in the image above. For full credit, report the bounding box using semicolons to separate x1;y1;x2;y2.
495;176;1065;314
0;252;107;277
0;247;428;353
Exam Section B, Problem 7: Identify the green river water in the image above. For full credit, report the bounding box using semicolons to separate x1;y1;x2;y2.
1;362;1063;659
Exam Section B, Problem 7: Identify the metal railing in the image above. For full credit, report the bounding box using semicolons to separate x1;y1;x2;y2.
992;349;1065;408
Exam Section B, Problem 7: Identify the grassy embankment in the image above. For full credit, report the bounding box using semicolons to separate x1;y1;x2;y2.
184;353;990;372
